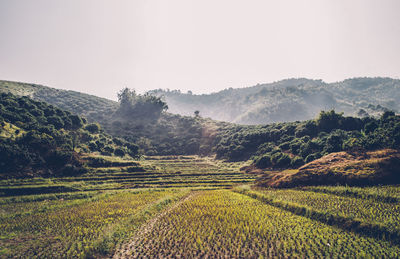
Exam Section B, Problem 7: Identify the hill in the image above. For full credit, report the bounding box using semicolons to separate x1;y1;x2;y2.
0;80;225;156
0;80;118;122
1;80;399;166
256;149;400;188
149;77;400;124
0;92;138;178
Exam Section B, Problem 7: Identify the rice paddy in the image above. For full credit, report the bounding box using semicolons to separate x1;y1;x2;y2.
0;155;399;258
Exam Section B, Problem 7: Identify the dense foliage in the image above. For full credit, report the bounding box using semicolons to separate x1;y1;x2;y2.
116;88;168;119
0;93;138;178
1;80;399;161
100;88;204;155
213;110;400;168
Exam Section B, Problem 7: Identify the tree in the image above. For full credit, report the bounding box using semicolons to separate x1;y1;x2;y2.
357;109;369;117
316;110;343;132
116;88;168;119
194;110;200;117
48;115;64;129
85;123;100;133
114;148;125;157
117;87;137;114
70;115;84;130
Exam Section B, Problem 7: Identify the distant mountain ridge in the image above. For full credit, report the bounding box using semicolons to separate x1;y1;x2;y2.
149;77;400;124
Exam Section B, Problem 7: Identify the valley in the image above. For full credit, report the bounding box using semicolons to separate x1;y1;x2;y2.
0;80;399;258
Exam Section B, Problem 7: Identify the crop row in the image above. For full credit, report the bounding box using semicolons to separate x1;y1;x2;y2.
123;190;400;258
234;187;400;246
252;187;400;233
303;185;400;203
0;189;187;258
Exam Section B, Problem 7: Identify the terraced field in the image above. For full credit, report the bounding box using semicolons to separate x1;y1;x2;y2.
0;156;256;196
1;155;399;258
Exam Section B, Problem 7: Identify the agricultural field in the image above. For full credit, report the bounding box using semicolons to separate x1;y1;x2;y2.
1;155;400;258
116;190;400;258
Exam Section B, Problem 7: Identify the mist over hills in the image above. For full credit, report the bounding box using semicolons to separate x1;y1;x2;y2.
1;77;400;183
149;77;400;124
1;77;399;161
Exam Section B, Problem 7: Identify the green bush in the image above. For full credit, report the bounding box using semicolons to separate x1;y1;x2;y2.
255;155;272;169
275;153;291;168
114;148;125;157
305;153;318;163
291;156;305;167
85;123;100;133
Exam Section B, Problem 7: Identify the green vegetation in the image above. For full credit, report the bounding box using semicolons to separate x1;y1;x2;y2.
116;88;168;120
235;186;400;247
215;110;400;166
256;149;400;188
245;187;400;234
0;81;207;156
108;88;204;155
1;80;399;165
120;189;400;258
1;79;400;257
0;154;399;257
0;93;138;178
0;156;253;257
150;77;400;124
0;189;187;258
304;185;400;203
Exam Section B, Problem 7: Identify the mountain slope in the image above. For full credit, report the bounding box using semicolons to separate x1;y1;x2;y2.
1;78;399;162
0;80;210;156
150;77;400;124
0;92;138;178
0;80;118;122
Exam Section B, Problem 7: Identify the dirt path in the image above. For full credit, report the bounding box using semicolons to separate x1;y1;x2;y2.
112;192;196;259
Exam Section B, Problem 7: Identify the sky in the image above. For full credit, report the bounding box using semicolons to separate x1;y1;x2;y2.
0;0;400;100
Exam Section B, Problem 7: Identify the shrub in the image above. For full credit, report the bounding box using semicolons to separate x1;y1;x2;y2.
61;164;87;176
69;115;84;129
95;140;105;149
88;142;97;151
255;155;272;168
279;142;290;150
114;148;125;157
85;123;100;133
104;145;115;153
275;153;291;167
305;153;317;163
125;142;139;157
291;156;305;168
47;150;72;167
48;116;64;129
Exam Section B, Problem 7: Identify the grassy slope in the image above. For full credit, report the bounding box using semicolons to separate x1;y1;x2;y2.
256;149;400;188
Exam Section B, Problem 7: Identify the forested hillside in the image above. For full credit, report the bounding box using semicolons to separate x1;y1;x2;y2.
1;79;399;165
0;81;218;156
0;93;138;178
214;110;400;163
150;77;400;124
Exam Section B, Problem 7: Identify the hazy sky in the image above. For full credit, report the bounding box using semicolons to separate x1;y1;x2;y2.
0;0;400;100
